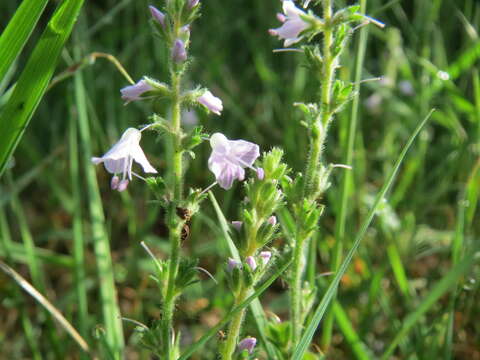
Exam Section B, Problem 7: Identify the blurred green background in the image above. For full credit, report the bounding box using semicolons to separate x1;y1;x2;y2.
0;0;479;359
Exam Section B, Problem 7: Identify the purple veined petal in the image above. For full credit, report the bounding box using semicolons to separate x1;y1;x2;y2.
229;139;260;167
217;163;244;190
173;39;187;63
238;337;257;354
198;90;223;115
245;256;257;271
131;144;157;173
121;80;154;102
104;158;129;175
149;5;166;27
117;179;129;192
274;19;307;42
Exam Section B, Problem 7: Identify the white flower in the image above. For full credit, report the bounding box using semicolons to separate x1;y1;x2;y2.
198;90;223;115
269;1;309;47
92;128;157;191
208;133;260;190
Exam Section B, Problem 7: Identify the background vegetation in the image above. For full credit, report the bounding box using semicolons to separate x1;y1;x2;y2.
0;0;479;358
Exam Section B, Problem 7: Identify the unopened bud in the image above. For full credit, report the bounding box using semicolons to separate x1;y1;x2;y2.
117;179;129;192
238;337;257;354
246;256;257;271
172;39;187;63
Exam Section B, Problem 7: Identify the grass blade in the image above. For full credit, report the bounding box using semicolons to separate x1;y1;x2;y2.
0;0;85;176
0;0;49;83
178;257;292;360
381;252;476;359
209;191;279;359
0;260;90;353
74;50;125;358
292;109;434;360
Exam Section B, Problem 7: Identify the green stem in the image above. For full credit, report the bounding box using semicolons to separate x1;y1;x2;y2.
161;28;185;357
291;0;335;348
322;0;368;350
221;288;249;360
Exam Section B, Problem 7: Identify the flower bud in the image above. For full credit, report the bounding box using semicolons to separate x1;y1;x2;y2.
120;80;153;102
198;90;223;115
245;256;257;271
260;251;272;265
227;258;241;272
267;215;277;226
172;39;187;63
149;5;165;27
231;221;243;231
238;337;257;354
188;0;200;9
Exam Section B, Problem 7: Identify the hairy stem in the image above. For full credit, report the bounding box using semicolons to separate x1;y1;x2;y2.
221;288;249;360
161;29;184;359
290;0;335;348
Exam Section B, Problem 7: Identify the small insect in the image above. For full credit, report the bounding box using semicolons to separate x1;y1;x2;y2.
217;330;226;341
176;207;191;221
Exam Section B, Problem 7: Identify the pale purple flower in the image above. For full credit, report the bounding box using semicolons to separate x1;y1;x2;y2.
260;251;272;265
227;258;242;271
149;5;166;27
231;221;243;231
269;1;309;47
256;167;265;180
238;337;257;354
197;90;223;115
121;80;153;103
173;39;187;63
267;215;277;226
92;128;157;191
398;80;414;96
208;133;260;190
188;0;200;9
246;256;257;271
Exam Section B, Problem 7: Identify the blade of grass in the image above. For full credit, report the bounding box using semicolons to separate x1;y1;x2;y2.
0;0;85;177
208;191;279;359
381;251;476;360
292;109;434;360
73;32;124;358
0;0;49;83
178;257;292;360
332;302;372;360
0;260;90;353
69;106;89;347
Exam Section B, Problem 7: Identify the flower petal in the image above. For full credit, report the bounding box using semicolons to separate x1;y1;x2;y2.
229;140;260;167
131;144;157;173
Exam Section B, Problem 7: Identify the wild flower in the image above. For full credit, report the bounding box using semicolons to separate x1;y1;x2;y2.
91;128;157;191
238;337;257;354
267;215;277;226
231;221;243;231
120;80;154;103
227;258;242;271
197;90;223;115
269;0;309;47
207;133;260;189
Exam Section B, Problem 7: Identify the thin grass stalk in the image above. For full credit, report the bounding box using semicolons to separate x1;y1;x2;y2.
69;114;89;349
322;0;369;349
74;33;124;357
